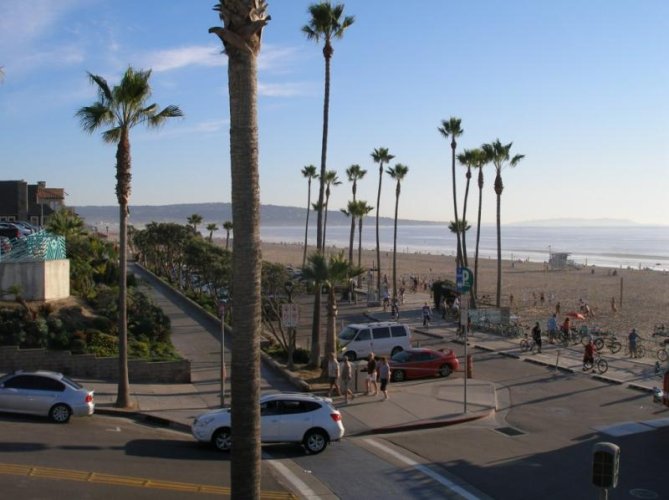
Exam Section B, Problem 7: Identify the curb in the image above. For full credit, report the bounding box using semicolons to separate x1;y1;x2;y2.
95;407;191;434
360;408;494;436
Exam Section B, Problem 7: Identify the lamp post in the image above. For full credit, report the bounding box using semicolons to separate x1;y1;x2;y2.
217;290;229;408
284;281;295;370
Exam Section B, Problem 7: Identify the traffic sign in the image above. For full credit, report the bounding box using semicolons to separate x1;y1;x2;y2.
456;267;474;292
281;303;299;328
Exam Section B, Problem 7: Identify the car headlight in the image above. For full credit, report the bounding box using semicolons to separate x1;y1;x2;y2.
194;415;216;427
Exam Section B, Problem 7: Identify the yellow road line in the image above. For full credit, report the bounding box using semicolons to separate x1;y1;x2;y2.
0;463;294;498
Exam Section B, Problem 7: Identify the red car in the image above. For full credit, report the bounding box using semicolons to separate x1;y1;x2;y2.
390;348;460;382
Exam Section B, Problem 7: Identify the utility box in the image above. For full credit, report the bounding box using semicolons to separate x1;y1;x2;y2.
592;442;620;489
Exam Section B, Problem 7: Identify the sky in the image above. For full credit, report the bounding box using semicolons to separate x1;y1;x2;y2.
1;0;667;225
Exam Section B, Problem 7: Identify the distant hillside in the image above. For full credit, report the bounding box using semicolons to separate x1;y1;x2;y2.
74;202;440;228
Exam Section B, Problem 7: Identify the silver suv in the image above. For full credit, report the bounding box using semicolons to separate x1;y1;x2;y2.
0;371;95;423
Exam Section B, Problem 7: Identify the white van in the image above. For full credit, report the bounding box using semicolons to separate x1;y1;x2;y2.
338;322;412;361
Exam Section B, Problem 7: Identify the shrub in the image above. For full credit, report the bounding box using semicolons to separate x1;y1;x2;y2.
86;330;118;357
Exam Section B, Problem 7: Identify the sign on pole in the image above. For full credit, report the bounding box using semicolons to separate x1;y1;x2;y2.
456;267;474;292
281;303;299;328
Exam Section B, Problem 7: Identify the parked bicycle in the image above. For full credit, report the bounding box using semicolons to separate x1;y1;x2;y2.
593;334;622;354
584;353;609;374
656;339;669;362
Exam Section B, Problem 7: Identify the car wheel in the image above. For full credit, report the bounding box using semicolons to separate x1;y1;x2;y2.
391;346;403;356
344;351;357;362
303;429;328;454
213;428;232;452
391;370;405;382
49;403;72;424
438;364;452;378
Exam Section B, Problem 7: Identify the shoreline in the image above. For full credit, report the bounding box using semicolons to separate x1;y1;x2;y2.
259;240;669;338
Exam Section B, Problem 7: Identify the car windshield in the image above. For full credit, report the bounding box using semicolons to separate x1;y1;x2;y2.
391;351;411;363
338;326;360;342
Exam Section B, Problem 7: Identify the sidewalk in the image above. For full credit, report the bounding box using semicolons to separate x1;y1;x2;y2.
90;269;497;435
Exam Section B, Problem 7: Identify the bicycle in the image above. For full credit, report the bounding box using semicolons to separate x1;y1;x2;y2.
520;333;538;353
624;342;646;359
583;353;608;374
656;340;669;362
593;334;622;354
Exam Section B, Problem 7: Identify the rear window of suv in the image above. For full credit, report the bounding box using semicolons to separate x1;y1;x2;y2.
391;325;407;337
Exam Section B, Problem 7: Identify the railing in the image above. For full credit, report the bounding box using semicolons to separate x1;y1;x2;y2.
0;231;66;262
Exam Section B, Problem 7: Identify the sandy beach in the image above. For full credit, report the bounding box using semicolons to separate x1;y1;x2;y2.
261;241;669;339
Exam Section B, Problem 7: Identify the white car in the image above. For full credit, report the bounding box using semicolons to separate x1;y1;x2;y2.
192;392;344;454
0;370;95;423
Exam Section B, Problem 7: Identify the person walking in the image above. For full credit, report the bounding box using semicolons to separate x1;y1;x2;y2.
422;302;432;327
340;356;355;403
377;356;391;401
547;313;558;344
365;353;378;396
327;353;341;397
531;321;543;353
628;328;640;358
391;298;399;320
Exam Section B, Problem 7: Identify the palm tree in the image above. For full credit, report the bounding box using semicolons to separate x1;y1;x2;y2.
303;2;354;253
301;252;361;359
371;147;394;297
386;164;409;302
223;220;233;250
322;170;341;249
301;165;318;266
345;164;366;263
209;2;269;498
206;223;218;242
187;213;203;234
481;139;525;307
438;117;464;268
303;2;354;369
76;66;182;409
355;200;374;274
342;201;355;264
469;148;490;300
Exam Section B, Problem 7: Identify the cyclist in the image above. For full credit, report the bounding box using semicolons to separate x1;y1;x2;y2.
583;339;595;370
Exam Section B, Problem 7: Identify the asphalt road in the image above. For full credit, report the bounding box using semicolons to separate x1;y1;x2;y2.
0;413;293;499
382;350;669;500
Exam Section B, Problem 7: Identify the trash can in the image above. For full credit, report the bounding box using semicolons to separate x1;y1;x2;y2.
354;361;368;393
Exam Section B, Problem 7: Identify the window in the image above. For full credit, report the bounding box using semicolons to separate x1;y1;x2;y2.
391;325;407;338
260;400;281;416
372;327;391;339
356;329;371;341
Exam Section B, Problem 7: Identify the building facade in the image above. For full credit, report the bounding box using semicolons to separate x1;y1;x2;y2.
0;180;65;225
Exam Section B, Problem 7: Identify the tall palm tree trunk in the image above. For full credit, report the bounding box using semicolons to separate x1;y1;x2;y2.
451;141;462;268
316;51;331;253
462;169;471;268
228;45;262;499
474;169;484;299
115;132;130;408
348;215;355;264
302;179;312;267
392;193;399;301
375;168;383;297
495;173;503;307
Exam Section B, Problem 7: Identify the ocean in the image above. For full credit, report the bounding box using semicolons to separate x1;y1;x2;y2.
258;224;669;272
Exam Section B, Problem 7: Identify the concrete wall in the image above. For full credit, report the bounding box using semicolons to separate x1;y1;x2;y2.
0;346;191;383
0;259;70;301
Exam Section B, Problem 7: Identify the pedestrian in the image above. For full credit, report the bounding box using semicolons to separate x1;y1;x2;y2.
422;302;432;327
532;322;542;353
628;328;640;358
340;356;355;403
540;291;545;305
365;353;378;396
327;353;341;397
382;289;390;311
391;298;399;320
611;296;617;313
547;313;558;343
377;356;391;401
555;301;561;315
